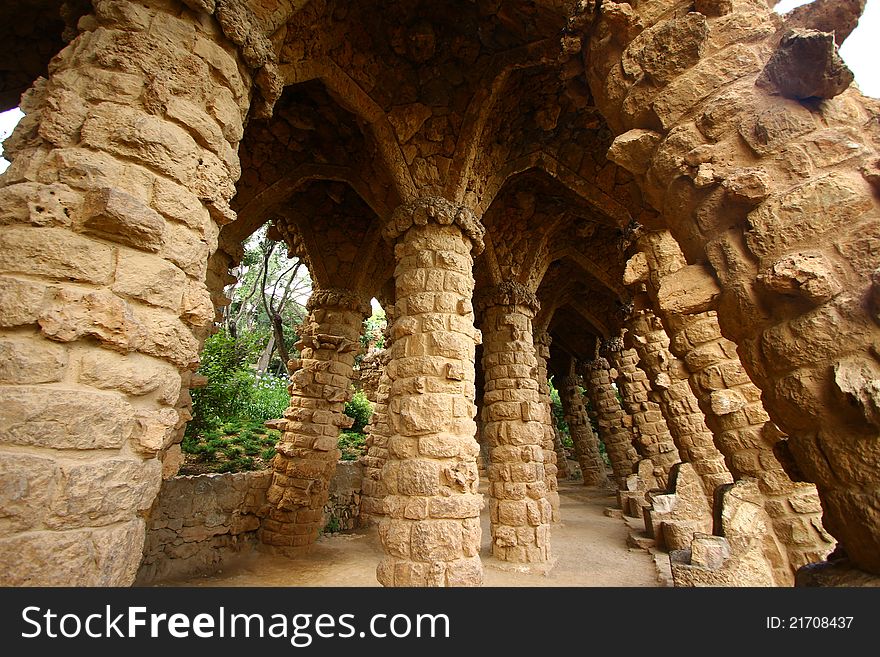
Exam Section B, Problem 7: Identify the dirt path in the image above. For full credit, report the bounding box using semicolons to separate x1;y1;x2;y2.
160;479;661;587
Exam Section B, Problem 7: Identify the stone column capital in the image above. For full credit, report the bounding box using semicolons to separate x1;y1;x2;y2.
307;288;372;316
383;197;485;255
474;281;541;316
601;336;625;355
583;357;611;373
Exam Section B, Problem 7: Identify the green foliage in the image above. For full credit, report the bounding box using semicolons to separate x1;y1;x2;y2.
338;431;367;461
189;328;292;435
360;311;386;351
323;516;342;534
344;390;373;433
181;418;281;474
548;377;570;438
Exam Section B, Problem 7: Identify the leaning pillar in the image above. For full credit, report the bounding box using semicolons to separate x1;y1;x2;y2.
534;330;564;512
623;303;732;500
477;282;553;563
376;198;484;587
262;289;369;551
582;356;639;487
558;374;607;486
608;336;680;489
635;230;835;581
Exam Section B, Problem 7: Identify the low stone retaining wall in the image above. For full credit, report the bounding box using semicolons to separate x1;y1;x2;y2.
135;471;270;584
136;462;365;584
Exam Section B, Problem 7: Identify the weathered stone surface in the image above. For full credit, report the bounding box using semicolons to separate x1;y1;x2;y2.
0;386;135;449
757;252;842;303
833;357;880;427
81;187;166;251
783;0;867;47
46;457;162;529
39;287;145;352
79;349;181;405
758;29;854;100
0;520;146;586
113;250;186;310
607;129;662;175
0;452;59;532
657;264;720;315
0;336;67;384
0;226;115;284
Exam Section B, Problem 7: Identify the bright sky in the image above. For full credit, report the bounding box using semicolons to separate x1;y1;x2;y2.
0;1;878;174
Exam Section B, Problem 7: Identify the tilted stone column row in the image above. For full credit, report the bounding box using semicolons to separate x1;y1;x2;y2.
631;230;833;582
0;0;249;585
376;198;484;586
623;305;732;501
582;357;639;487
558;374;607;486
477;282;553;563
262;290;368;550
533;330;564;510
590;0;879;575
608;337;679;489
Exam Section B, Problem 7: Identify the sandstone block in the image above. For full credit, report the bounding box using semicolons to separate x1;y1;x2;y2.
607;129;662;175
39;287;145;352
0;226;115;284
0;386;135;449
81;187;166;251
0;277;47;328
758;29;854;100
113;250;186;310
0;336;67;384
0;452;60;532
0;519;146;586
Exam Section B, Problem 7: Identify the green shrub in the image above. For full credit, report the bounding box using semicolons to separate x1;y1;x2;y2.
344;390;373;433
338;431;367;461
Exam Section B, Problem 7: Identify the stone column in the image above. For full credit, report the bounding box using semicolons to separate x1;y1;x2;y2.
477;282;553;563
534;330;564;510
0;0;249;585
552;428;570;480
375;198;484;587
262;290;368;551
608;336;680;489
360;307;396;526
668;309;833;579
624;305;731;500
360;348;391;526
583;356;639;487
558;375;607;486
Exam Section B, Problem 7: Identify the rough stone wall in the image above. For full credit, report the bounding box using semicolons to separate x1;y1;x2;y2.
0;0;249;586
589;0;880;574
325;461;364;532
136;471;269;585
